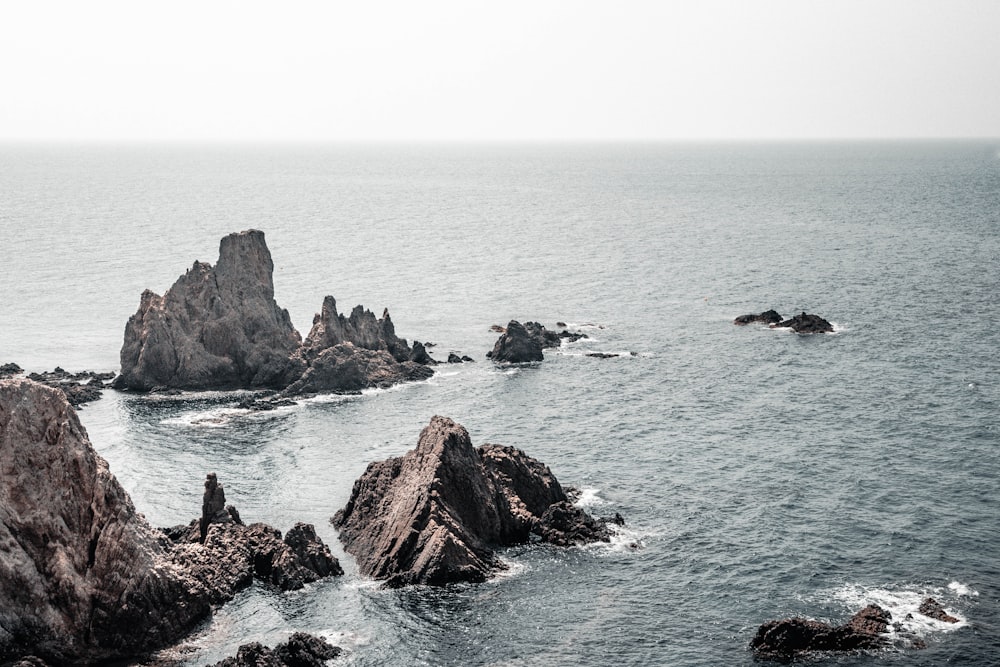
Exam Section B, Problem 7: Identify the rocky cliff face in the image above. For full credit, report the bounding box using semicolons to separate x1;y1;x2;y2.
114;230;303;391
114;230;436;396
332;416;611;587
0;379;210;664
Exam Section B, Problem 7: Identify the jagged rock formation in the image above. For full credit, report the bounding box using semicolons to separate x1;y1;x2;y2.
164;475;343;602
0;379;211;664
486;321;588;363
750;604;892;658
114;230;304;391
733;309;783;326
114;230;436;396
773;312;834;334
210;632;341;667
332;416;611;587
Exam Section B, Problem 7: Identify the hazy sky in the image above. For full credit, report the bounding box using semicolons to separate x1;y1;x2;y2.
2;0;998;141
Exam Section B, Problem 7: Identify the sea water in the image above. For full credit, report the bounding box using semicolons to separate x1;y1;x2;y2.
1;142;998;665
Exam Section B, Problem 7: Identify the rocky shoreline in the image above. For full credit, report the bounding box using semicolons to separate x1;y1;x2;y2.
0;378;341;665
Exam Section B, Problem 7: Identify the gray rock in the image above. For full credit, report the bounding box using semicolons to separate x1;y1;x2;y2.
773;311;834;334
332;416;611;587
0;379;210;664
114;230;303;391
114;231;436;397
486;320;544;363
734;309;783;325
210;632;341;667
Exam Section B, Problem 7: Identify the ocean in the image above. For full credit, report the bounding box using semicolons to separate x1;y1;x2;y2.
1;141;997;665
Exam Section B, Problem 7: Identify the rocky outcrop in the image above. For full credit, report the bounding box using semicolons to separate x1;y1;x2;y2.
750;604;891;658
0;379;211;664
114;230;303;392
114;230;436;397
332;416;612;587
918;597;959;623
0;363;23;377
487;320;544;363
486;321;588;363
210;632;341;667
165;475;343;603
734;310;782;326
0;366;115;408
773;312;834;334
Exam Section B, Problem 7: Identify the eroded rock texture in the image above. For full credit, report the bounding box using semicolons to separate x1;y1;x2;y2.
0;379;210;664
114;230;436;396
332;416;610;587
114;230;303;391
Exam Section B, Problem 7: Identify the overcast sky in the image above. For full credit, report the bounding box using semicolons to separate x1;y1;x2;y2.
2;0;998;141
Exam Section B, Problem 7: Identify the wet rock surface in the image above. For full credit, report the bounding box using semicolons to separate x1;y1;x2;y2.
113;230;436;398
332;416;612;587
733;309;783;325
749;604;892;658
209;632;342;667
0;379;210;665
486;320;588;363
918;597;959;623
773;311;834;334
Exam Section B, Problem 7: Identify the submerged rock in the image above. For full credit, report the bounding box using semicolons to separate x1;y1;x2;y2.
750;604;892;658
773;312;834;334
733;309;783;326
210;632;341;667
332;416;612;587
114;230;436;397
0;379;211;664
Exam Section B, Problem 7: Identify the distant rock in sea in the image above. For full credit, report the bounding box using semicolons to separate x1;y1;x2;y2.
0;378;211;664
210;632;342;667
773;311;834;334
486;320;588;363
750;604;892;658
733;309;783;326
113;230;435;396
1;364;114;408
332;416;612;587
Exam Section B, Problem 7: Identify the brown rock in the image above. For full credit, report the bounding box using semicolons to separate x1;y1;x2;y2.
332;416;612;587
918;597;959;623
750;604;891;657
0;379;210;664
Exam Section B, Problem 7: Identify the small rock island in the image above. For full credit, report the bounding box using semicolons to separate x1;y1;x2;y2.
332;416;614;587
113;229;435;396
